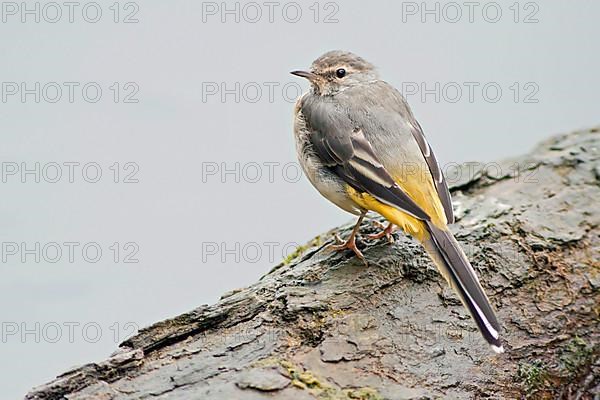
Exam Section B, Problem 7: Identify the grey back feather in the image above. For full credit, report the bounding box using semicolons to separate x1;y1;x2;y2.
299;80;453;223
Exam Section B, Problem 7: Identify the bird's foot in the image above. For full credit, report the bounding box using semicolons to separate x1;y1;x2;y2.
330;234;367;266
366;221;396;244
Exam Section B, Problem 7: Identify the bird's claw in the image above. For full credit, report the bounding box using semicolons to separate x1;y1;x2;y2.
366;221;396;244
330;234;368;266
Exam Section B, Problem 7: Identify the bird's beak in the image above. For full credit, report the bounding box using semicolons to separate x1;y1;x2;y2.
290;70;318;82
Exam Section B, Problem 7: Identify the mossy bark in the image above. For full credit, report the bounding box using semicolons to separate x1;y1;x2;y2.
27;127;600;400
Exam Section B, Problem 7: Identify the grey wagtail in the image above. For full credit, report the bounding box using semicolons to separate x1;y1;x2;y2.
291;50;503;353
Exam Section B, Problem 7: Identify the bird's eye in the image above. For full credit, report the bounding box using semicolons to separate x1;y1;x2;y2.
335;68;346;78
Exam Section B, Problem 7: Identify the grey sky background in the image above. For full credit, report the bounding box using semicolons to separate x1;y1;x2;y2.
1;0;599;397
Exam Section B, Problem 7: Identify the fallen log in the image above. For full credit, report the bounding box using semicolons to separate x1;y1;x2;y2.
27;127;600;399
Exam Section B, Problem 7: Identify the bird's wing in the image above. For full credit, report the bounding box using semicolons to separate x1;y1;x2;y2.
405;118;454;223
307;113;430;221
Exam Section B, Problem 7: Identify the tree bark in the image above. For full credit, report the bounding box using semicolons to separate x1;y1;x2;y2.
27;127;600;400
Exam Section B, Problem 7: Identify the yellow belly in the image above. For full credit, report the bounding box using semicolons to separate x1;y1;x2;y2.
346;170;447;242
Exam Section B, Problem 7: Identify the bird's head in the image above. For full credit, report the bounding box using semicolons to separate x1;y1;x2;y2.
291;50;378;96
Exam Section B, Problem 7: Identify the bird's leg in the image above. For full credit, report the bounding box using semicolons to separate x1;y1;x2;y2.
331;211;367;264
367;221;396;244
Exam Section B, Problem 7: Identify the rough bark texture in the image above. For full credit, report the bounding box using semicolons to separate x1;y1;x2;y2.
27;127;600;399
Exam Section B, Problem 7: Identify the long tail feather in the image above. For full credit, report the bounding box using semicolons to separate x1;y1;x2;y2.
422;221;503;353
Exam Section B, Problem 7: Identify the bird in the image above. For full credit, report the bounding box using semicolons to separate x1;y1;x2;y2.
291;50;503;353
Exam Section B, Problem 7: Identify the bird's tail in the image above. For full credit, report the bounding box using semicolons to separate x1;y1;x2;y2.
422;221;503;353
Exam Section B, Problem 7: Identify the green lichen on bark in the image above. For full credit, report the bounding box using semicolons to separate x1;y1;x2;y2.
26;127;600;400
